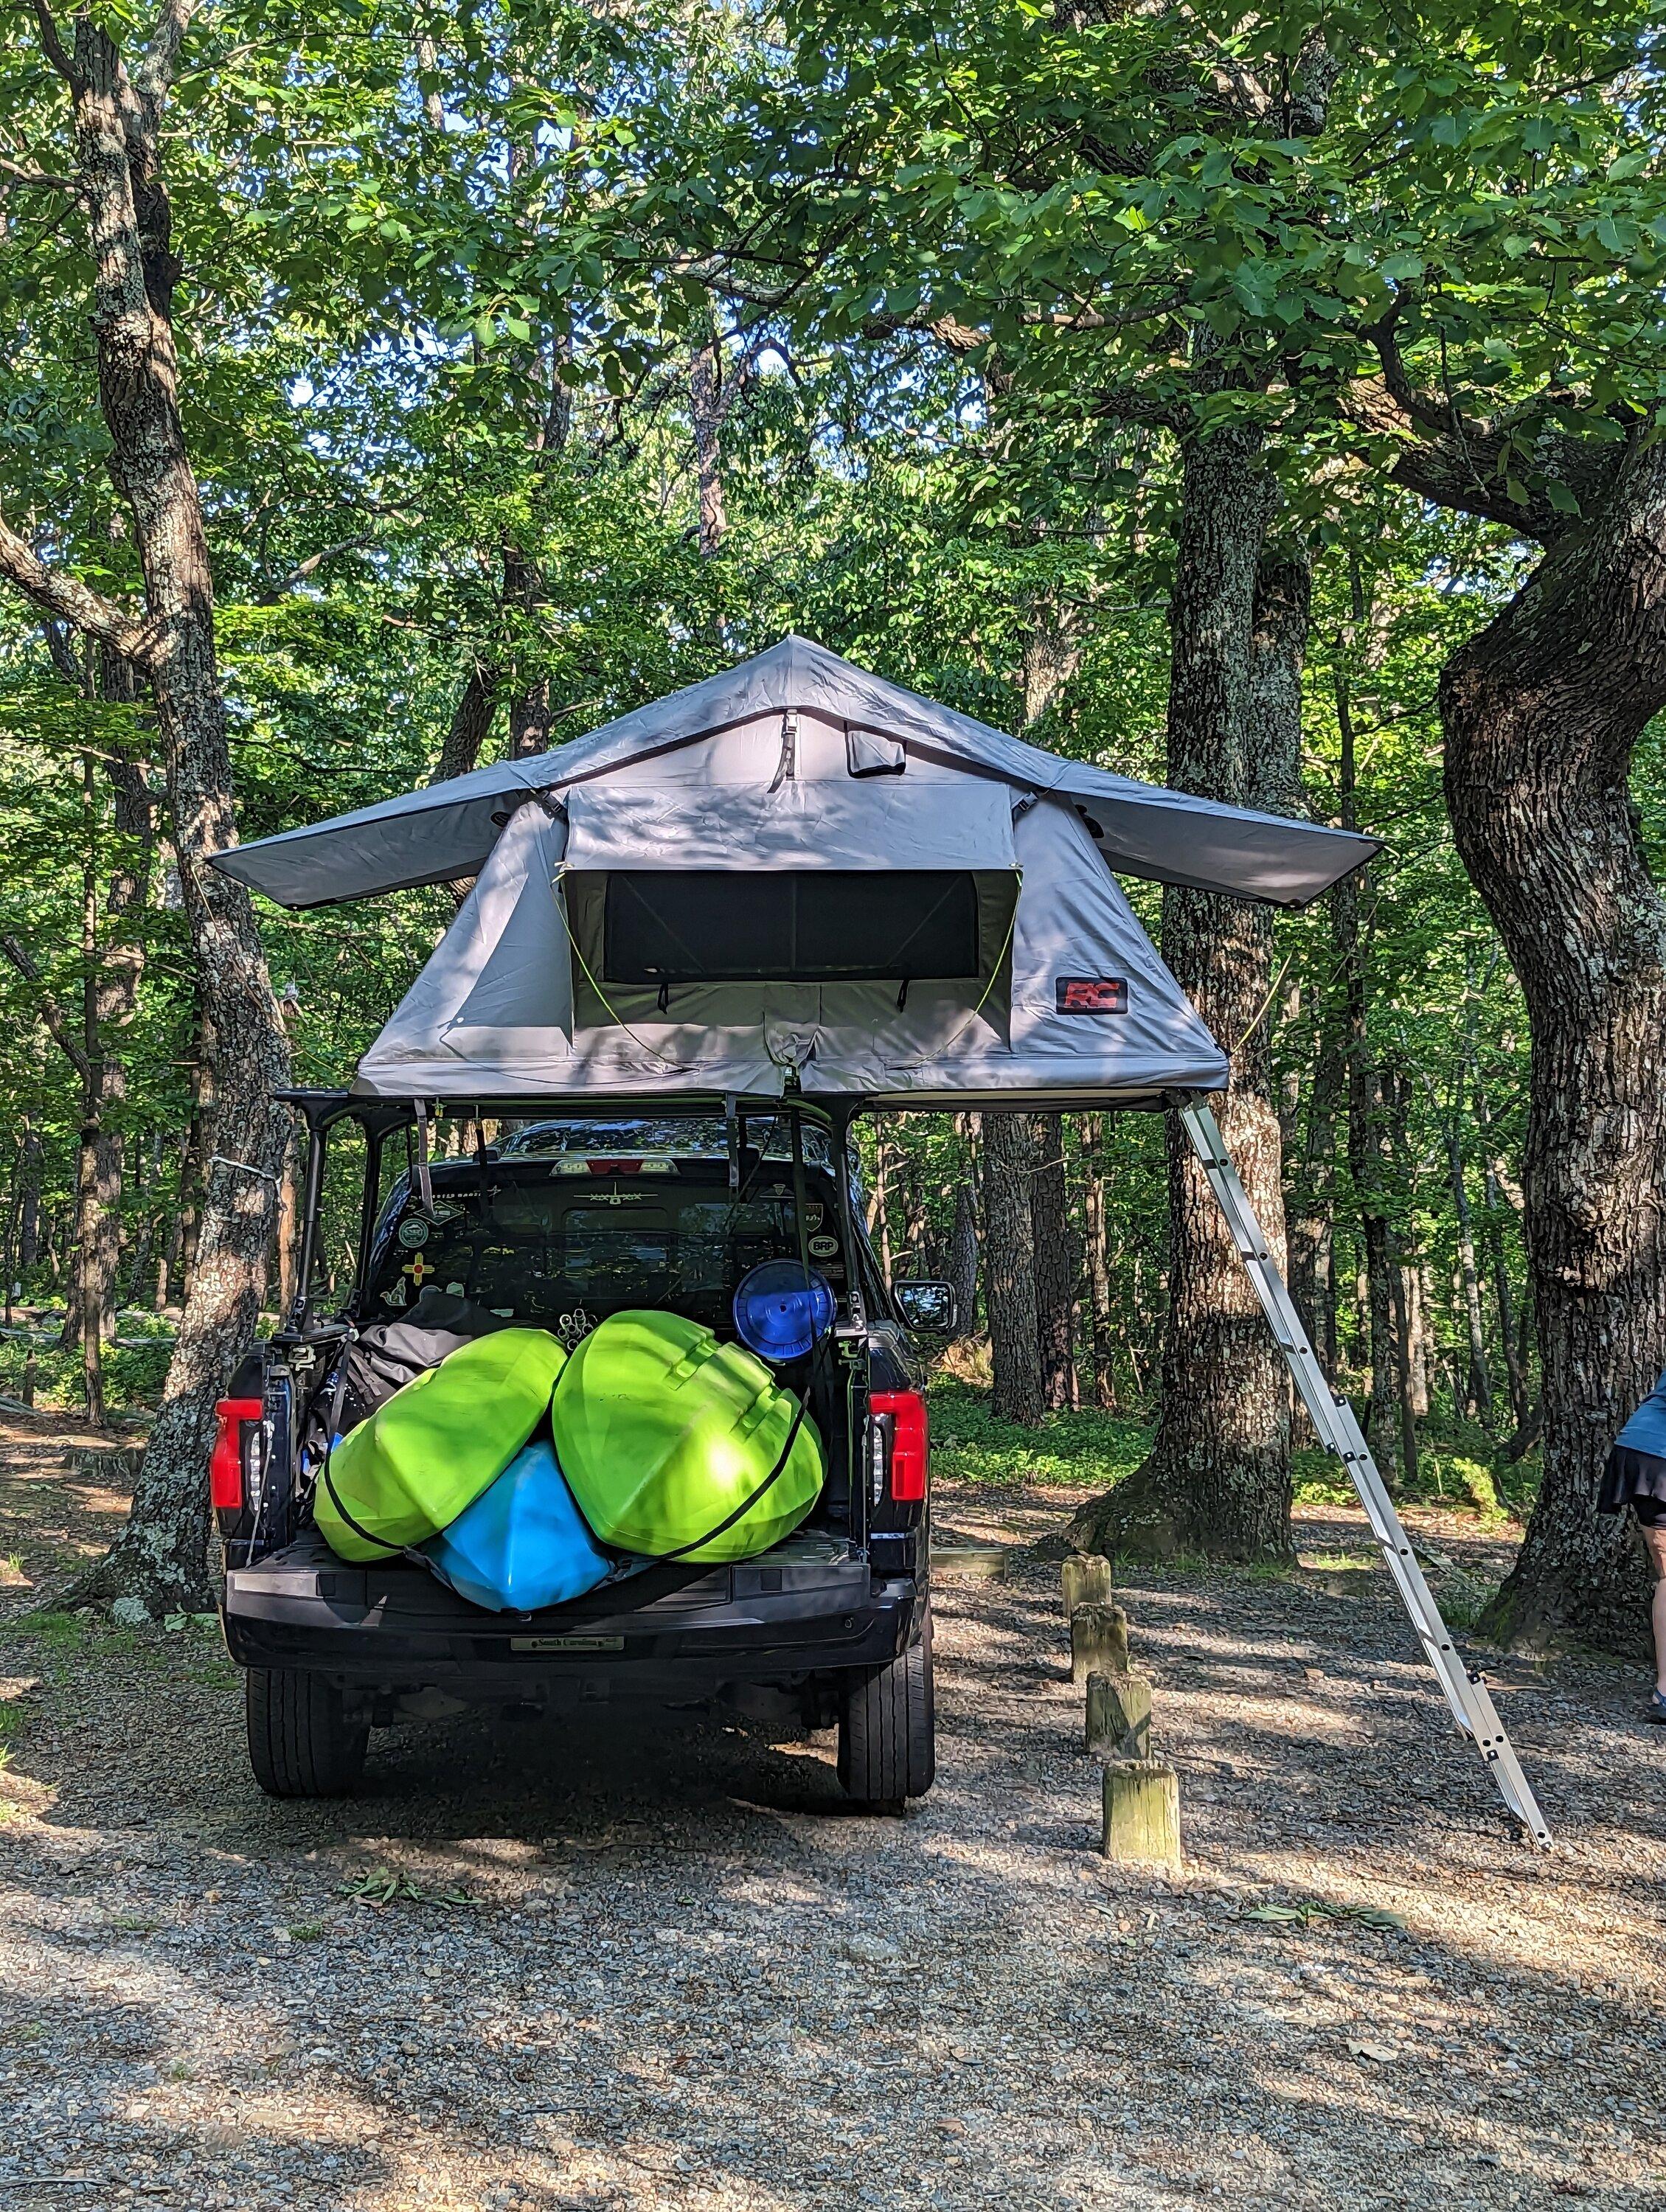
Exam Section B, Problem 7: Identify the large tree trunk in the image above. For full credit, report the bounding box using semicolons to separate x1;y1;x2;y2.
1072;439;1298;1561
982;1113;1044;1426
0;14;293;1615
1443;428;1666;1654
1030;1111;1076;1411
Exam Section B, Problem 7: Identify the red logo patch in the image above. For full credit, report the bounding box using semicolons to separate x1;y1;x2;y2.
1055;978;1128;1014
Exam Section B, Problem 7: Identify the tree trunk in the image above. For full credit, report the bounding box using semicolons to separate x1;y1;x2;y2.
1443;427;1666;1653
434;658;499;785
276;1124;302;1319
1083;1113;1117;1411
1447;1113;1493;1425
868;1136;895;1285
1288;1023;1342;1386
1475;1085;1530;1427
946;1121;980;1335
0;16;294;1615
17;1123;41;1277
690;329;729;558
982;1113;1044;1426
1330;627;1402;1484
1030;1111;1076;1411
1072;443;1297;1561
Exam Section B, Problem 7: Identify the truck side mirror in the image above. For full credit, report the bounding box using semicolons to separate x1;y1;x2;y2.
894;1280;958;1335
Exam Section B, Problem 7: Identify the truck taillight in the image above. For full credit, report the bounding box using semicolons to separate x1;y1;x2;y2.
210;1397;263;1511
871;1390;927;1502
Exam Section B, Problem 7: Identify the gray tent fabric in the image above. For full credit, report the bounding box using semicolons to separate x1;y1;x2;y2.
355;779;1233;1107
211;633;1379;909
560;776;1016;874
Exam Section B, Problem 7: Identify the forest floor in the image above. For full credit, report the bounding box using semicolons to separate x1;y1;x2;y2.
0;1408;1662;2211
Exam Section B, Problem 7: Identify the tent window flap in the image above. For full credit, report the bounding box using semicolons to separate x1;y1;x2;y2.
603;869;982;985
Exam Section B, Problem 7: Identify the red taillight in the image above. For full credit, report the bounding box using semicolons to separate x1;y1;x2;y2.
871;1390;928;1501
210;1397;263;1511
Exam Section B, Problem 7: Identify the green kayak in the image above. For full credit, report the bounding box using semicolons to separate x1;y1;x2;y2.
552;1310;822;1563
316;1326;567;1562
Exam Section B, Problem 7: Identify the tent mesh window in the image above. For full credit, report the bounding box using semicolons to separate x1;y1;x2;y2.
603;869;981;985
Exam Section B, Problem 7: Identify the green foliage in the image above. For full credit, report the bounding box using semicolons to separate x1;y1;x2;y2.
929;1379;1148;1489
0;0;1657;1500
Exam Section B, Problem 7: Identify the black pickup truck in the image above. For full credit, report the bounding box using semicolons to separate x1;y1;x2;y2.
214;1097;948;1812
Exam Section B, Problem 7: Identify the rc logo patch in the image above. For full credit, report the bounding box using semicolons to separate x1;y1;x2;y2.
1055;977;1128;1014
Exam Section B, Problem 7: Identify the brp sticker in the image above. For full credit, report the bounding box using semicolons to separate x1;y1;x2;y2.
1055;977;1128;1014
397;1217;429;1248
808;1233;839;1259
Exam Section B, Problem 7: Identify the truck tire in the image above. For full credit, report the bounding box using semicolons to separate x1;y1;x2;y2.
838;1603;934;1812
246;1668;368;1798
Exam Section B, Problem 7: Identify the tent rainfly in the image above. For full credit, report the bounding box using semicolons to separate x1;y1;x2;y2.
214;634;1379;1108
214;634;1551;1846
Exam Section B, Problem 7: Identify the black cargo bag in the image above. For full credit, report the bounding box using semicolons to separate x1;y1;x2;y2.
295;1292;512;1500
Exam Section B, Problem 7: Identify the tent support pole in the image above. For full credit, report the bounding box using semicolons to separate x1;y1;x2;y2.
1176;1098;1551;1848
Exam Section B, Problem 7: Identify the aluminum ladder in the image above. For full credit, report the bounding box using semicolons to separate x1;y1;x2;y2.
1179;1100;1551;1848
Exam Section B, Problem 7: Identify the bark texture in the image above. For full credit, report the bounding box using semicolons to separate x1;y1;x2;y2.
982;1112;1044;1426
0;9;292;1613
1442;426;1666;1653
1030;1110;1077;1410
946;1167;979;1340
1072;437;1299;1562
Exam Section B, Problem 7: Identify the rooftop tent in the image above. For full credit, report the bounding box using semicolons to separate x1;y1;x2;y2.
208;634;1379;1109
212;633;1378;911
349;773;1235;1106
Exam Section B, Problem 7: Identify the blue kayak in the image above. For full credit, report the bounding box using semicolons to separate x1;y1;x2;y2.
420;1438;611;1613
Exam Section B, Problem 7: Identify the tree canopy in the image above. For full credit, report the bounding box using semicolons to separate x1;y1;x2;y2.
1;0;1662;1640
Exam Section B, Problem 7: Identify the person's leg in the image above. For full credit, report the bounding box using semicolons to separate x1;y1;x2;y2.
1641;1520;1666;1699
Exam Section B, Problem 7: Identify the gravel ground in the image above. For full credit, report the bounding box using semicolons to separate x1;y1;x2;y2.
1;1415;1663;2211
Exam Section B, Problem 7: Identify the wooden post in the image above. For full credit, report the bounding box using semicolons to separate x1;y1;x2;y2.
1061;1551;1111;1616
1086;1670;1151;1759
1101;1757;1181;1869
1070;1601;1129;1685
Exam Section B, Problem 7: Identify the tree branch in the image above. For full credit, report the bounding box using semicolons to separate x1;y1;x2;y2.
859;310;990;356
1364;310;1461;437
260;533;378;600
0;935;96;1091
135;0;202;108
0;153;77;193
1086;382;1188;433
28;0;81;88
40;619;83;689
1336;372;1620;546
0;515;160;670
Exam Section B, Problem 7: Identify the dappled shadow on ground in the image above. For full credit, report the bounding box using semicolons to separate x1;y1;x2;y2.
0;1471;1659;2211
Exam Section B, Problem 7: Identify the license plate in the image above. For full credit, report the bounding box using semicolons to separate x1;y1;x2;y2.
510;1634;625;1653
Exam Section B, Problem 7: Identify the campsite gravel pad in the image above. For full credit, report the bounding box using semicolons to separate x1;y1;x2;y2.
1;1441;1662;2211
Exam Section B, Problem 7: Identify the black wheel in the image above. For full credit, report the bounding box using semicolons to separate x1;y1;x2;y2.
838;1603;934;1810
246;1668;368;1798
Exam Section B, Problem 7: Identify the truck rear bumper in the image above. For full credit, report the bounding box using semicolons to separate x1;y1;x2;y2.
221;1533;918;1694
